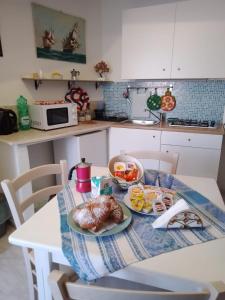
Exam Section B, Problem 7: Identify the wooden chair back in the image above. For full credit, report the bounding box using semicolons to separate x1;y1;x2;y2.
1;160;68;300
1;160;67;228
126;150;179;174
48;270;225;300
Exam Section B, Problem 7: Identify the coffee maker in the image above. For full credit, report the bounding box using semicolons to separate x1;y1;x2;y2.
68;158;92;193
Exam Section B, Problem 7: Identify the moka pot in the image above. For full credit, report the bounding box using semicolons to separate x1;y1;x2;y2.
68;158;92;193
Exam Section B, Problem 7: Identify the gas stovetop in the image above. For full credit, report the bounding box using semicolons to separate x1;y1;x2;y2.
167;118;217;129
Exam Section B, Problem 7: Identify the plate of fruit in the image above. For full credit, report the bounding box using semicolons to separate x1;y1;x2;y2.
123;184;177;215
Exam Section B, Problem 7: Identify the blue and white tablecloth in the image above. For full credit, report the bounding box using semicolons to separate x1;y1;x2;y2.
57;170;225;281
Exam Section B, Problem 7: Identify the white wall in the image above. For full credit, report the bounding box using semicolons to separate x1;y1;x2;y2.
0;0;103;105
101;0;179;80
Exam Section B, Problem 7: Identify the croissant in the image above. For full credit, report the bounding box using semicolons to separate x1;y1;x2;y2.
99;195;124;224
73;200;111;232
73;195;124;232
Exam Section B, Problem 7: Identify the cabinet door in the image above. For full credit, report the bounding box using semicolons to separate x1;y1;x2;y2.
53;130;108;183
121;3;176;79
109;127;161;169
77;130;108;167
161;145;221;179
172;0;225;78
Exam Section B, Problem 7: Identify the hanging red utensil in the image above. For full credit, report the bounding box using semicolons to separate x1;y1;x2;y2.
161;88;176;112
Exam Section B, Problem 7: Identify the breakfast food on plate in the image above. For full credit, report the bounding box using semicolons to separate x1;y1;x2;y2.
73;195;124;232
160;187;176;195
127;184;176;214
98;195;124;223
114;161;138;182
73;200;111;232
153;200;167;215
129;186;145;212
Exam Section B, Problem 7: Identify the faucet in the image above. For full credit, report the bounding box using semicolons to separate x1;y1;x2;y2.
145;108;160;120
123;87;132;118
144;108;166;125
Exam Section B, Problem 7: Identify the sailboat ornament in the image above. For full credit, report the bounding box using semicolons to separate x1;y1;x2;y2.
63;23;80;53
42;23;80;53
42;29;55;49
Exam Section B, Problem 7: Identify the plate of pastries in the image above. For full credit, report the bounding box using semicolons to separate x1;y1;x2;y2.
123;184;177;215
67;195;132;236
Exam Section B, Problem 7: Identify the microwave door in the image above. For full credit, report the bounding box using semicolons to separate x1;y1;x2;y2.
47;107;69;127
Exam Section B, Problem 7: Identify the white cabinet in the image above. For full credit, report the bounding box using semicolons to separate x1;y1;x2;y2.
121;2;176;79
122;0;225;79
171;0;225;78
54;130;108;178
161;131;222;179
109;127;161;169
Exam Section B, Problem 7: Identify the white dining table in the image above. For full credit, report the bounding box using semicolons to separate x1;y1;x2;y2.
9;167;225;300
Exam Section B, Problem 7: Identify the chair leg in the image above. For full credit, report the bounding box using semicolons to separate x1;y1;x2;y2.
22;248;36;300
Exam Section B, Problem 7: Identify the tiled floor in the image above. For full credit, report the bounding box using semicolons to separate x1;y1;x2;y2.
0;222;29;300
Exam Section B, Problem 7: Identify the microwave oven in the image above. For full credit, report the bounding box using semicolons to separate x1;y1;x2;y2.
29;103;78;130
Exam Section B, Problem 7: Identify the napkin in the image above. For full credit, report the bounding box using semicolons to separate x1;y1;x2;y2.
152;199;203;229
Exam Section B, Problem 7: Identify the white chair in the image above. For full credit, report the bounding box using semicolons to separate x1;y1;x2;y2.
125;150;179;174
1;160;68;300
48;269;225;300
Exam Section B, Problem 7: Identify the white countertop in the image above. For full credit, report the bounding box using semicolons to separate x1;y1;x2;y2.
0;120;223;146
0;121;113;146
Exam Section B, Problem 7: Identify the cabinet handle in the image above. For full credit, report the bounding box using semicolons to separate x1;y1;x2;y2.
153;135;156;138
162;68;166;71
166;150;169;153
177;67;181;71
188;138;191;141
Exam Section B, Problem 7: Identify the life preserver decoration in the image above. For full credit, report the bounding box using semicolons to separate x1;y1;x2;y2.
161;88;176;112
65;87;90;111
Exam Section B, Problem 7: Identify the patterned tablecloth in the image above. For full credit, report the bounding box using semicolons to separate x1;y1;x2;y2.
57;170;225;281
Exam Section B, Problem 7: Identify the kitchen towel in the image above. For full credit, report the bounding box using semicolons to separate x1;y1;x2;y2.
57;170;225;281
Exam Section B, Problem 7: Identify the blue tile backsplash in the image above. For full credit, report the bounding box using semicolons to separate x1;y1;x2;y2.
103;80;225;122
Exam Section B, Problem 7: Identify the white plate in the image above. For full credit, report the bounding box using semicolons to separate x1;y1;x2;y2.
123;192;179;215
67;202;132;237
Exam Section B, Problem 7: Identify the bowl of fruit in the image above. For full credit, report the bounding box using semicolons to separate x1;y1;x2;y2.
108;154;144;190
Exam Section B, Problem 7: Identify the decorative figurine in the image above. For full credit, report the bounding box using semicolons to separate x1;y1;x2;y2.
71;69;80;80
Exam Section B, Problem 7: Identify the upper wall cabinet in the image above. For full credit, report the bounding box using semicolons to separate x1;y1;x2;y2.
121;3;176;79
122;0;225;79
172;0;225;78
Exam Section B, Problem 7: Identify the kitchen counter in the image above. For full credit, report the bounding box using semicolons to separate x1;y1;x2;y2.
0;120;223;146
0;121;114;146
0;120;223;200
112;122;224;135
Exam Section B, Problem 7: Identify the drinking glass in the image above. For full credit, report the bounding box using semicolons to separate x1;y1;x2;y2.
144;170;159;186
157;172;174;189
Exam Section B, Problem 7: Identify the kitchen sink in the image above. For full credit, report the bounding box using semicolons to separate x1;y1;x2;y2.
121;119;160;126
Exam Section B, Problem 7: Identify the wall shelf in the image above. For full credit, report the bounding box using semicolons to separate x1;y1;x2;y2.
21;76;113;90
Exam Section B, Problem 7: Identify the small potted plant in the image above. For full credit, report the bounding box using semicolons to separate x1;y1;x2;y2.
94;61;110;80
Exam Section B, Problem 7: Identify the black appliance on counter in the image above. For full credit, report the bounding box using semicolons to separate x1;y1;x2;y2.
94;109;128;122
167;118;217;129
0;108;18;135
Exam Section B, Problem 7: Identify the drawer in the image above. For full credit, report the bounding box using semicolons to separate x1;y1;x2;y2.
161;131;222;149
